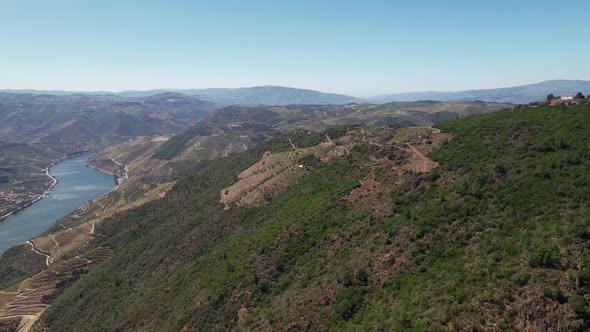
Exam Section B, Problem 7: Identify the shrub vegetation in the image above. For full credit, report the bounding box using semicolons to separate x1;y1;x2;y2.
38;104;590;331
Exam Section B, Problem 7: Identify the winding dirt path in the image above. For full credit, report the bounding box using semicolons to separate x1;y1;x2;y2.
0;247;113;331
24;241;49;267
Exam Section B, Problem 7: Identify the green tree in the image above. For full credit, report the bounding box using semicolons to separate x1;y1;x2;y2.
575;92;585;100
546;94;555;101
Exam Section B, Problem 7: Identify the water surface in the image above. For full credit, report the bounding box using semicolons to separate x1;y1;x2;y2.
0;154;114;254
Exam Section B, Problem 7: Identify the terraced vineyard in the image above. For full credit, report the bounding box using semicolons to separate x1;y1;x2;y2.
222;126;446;211
0;247;112;332
88;101;507;192
30;222;94;265
87;136;172;181
222;158;305;208
220;131;354;208
39;181;174;260
26;121;464;331
0;180;176;293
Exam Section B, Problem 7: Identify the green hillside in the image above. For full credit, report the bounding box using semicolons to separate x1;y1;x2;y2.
36;104;590;331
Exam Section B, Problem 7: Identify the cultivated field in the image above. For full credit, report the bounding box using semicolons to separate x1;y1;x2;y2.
0;247;112;332
221;126;445;210
24;181;175;267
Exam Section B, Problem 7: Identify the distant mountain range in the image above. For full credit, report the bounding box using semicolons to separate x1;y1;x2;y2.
0;92;215;152
1;80;589;105
118;86;360;105
0;86;358;106
367;80;590;104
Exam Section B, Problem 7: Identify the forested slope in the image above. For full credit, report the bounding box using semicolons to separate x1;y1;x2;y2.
35;104;590;331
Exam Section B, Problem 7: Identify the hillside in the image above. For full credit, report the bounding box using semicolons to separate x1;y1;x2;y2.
151;100;506;160
0;176;175;297
0;86;359;106
0;103;583;330
0;92;215;218
0;142;62;218
86;101;506;182
0;92;216;150
369;79;590;104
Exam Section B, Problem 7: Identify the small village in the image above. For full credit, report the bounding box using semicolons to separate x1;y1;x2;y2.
0;190;41;220
0;177;53;220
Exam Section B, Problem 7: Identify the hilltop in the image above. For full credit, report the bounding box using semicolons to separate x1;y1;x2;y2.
0;103;587;330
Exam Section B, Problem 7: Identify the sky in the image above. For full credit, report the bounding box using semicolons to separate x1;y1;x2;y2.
1;0;589;96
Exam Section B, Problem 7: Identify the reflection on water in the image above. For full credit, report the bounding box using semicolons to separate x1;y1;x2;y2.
0;154;115;254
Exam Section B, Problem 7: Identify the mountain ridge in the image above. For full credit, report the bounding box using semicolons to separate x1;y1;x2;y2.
0;86;360;106
21;103;590;331
0;92;216;149
92;100;506;178
368;79;590;104
2;80;589;105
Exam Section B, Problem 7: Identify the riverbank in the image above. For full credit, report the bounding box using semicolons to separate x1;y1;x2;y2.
85;158;128;188
0;153;115;254
0;152;92;222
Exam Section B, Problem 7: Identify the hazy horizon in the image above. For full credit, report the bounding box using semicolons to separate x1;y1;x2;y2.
1;1;589;95
1;79;590;98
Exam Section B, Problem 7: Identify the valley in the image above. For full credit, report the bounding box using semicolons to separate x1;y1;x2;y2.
0;92;215;148
3;1;590;330
2;90;590;331
0;92;214;218
0;102;586;330
0;154;114;254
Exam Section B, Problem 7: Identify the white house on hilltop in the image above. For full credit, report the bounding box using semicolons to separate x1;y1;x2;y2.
562;93;574;101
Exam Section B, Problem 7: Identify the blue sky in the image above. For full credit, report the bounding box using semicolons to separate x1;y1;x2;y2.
1;0;589;95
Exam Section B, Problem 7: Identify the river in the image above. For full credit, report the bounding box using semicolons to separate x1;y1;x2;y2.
0;153;115;254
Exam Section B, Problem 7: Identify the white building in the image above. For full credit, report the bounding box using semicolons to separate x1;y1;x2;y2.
562;93;574;101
